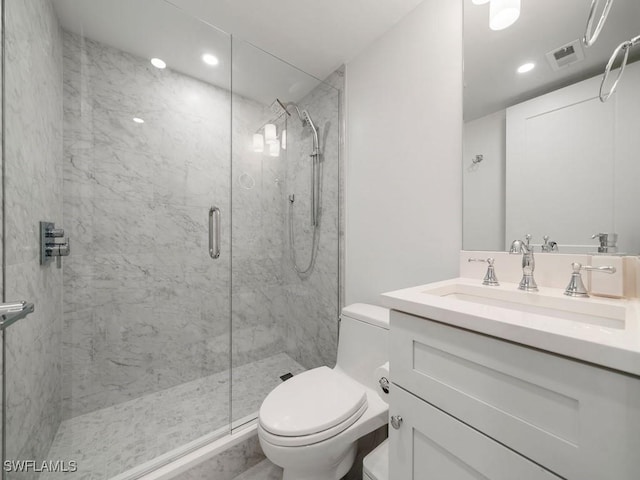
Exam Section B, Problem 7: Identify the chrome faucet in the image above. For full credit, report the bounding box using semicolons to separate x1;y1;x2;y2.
509;234;538;292
564;262;616;297
467;257;499;286
541;235;559;253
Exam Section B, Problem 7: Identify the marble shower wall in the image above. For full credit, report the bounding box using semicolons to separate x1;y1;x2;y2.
61;31;276;418
231;98;287;371
229;59;342;423
280;71;343;369
3;0;64;475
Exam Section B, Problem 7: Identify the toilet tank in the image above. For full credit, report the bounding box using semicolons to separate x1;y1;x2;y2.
335;303;390;391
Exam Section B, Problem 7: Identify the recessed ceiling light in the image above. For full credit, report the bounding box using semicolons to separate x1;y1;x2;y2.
490;0;521;31
150;58;166;69
202;53;219;66
133;117;145;124
517;62;535;74
472;0;490;5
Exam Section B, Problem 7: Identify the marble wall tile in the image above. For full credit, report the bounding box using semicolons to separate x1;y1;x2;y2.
61;30;343;449
61;31;266;419
278;72;343;370
176;436;265;480
227;61;343;422
3;0;64;476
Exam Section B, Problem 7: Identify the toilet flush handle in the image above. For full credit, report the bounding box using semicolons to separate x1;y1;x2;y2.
379;377;390;394
390;415;403;430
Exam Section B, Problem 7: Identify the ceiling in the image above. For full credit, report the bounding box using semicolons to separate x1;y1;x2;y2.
53;0;635;120
167;0;427;80
464;0;640;121
52;0;426;105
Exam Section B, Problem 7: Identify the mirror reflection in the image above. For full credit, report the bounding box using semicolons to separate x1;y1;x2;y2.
463;0;640;254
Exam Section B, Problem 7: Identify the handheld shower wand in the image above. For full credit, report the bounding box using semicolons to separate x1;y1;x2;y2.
275;99;322;275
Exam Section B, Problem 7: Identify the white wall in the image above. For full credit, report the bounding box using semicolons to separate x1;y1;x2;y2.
463;110;505;251
345;0;462;304
615;58;640;254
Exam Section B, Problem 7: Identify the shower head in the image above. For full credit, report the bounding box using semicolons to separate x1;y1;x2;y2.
276;98;292;117
273;99;305;123
301;109;316;129
272;99;320;155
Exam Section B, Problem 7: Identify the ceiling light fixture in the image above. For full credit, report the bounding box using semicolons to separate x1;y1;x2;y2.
472;0;490;5
489;0;521;31
133;117;145;124
517;62;535;73
202;53;219;66
150;58;166;69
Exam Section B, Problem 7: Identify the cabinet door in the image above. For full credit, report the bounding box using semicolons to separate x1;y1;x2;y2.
390;311;640;479
389;386;561;480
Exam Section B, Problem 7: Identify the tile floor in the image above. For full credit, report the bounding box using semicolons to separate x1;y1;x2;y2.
41;353;304;480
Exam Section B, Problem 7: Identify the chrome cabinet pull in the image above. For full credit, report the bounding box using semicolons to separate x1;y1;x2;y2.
209;206;221;260
390;415;403;430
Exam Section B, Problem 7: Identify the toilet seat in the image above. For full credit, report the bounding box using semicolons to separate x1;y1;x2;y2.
259;366;368;447
259;401;367;447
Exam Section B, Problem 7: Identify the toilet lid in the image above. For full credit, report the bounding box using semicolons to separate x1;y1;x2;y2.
259;366;367;437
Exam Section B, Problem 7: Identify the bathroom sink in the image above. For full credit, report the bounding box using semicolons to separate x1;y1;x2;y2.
421;282;627;329
380;278;640;377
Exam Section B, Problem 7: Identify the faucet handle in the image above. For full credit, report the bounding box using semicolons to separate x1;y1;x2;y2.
468;257;499;286
564;262;616;297
525;233;532;246
541;235;559;253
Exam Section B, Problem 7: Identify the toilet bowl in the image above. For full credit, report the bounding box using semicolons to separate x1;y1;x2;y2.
258;303;390;480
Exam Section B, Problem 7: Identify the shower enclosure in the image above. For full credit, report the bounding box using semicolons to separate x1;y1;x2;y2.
1;0;341;478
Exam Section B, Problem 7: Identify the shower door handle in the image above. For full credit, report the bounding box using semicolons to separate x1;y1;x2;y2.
209;206;221;259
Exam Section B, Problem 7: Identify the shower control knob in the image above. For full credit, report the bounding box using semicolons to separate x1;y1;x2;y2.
46;228;65;238
390;415;403;430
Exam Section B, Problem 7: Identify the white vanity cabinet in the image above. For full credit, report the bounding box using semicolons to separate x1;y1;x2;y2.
388;310;640;480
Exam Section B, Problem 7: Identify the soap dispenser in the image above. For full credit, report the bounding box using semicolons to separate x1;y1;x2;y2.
592;233;618;254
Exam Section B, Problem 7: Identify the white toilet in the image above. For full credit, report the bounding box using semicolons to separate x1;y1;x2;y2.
258;303;390;480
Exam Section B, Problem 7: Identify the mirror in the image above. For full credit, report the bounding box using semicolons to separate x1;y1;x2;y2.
463;0;640;254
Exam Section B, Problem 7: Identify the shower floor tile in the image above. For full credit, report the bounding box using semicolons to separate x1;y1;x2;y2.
41;353;305;480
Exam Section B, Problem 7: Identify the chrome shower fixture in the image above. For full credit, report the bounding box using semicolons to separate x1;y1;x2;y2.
277;98;322;275
276;98;291;116
274;99;319;142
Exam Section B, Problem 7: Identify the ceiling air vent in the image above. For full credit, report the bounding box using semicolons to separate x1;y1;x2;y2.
546;40;585;71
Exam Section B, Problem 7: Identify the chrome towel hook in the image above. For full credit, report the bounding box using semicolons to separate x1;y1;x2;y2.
583;0;614;48
600;34;640;102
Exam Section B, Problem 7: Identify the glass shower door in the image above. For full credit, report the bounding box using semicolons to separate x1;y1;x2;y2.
3;1;232;478
230;38;341;429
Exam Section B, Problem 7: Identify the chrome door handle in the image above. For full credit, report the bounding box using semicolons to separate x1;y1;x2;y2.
209;206;221;260
0;301;35;330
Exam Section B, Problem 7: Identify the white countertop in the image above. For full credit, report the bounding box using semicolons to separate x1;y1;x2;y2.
380;277;640;377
